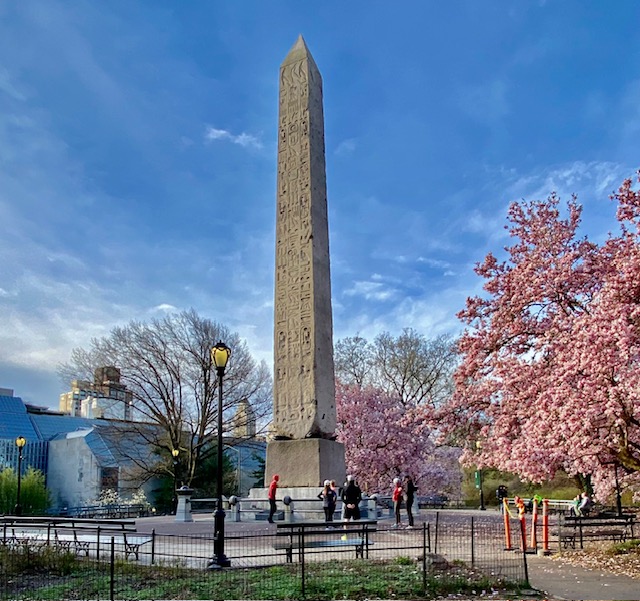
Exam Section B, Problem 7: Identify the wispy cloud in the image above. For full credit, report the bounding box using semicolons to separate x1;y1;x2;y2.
0;67;25;101
204;126;263;149
151;304;178;313
416;257;452;270
343;279;397;302
334;138;357;156
506;160;631;204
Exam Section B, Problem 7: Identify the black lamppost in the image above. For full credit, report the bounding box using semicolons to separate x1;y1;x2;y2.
208;340;231;569
15;436;26;516
172;448;180;514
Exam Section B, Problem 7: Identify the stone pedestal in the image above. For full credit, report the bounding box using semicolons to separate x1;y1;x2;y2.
175;487;193;523
265;438;345;488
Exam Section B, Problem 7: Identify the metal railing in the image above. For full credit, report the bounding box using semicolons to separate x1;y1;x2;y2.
0;513;529;600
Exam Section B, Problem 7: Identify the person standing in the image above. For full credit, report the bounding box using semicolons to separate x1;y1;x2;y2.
392;477;403;528
496;485;508;513
405;476;418;528
341;475;362;522
318;479;337;523
268;474;279;523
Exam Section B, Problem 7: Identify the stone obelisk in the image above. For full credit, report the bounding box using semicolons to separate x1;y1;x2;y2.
265;35;346;488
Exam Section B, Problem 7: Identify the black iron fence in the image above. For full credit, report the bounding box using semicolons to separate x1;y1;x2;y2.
1;513;529;600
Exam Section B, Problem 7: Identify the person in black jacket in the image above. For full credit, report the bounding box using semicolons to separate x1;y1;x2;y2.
405;476;418;528
341;475;362;522
318;479;337;523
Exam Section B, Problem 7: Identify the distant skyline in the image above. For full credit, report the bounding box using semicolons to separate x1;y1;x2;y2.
1;1;639;407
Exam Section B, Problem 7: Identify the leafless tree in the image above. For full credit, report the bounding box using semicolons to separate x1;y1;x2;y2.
334;335;373;388
335;328;457;407
58;309;272;488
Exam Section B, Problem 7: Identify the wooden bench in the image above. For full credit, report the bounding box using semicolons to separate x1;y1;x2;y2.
559;514;635;549
120;532;153;560
61;503;149;519
50;531;152;559
1;516;143;558
1;528;47;550
53;529;73;552
274;520;376;563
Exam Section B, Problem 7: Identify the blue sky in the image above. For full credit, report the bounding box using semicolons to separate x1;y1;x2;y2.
1;0;639;408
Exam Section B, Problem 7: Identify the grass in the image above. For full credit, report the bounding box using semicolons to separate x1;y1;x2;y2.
1;546;530;600
607;538;640;555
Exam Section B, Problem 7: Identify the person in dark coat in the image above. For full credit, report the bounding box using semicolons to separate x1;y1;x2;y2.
341;475;362;522
405;476;418;528
318;479;337;523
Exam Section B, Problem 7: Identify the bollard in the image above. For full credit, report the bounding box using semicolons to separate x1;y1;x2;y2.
228;496;241;522
283;495;294;522
368;494;378;519
530;498;538;550
542;498;550;554
503;497;513;550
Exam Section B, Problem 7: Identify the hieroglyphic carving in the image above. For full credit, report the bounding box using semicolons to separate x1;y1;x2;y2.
273;36;336;440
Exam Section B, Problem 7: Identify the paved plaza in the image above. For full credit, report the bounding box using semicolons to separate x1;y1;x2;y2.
133;509;640;600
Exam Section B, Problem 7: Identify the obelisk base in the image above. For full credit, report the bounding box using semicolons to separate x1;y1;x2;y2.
265;439;346;488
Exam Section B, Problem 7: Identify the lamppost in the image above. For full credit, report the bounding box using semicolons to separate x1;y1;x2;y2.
475;441;486;511
15;436;26;516
172;448;180;514
208;340;231;569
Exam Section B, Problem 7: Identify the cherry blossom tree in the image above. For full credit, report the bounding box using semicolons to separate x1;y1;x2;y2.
439;173;640;500
335;382;461;496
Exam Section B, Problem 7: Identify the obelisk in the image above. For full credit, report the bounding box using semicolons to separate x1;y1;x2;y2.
265;35;346;488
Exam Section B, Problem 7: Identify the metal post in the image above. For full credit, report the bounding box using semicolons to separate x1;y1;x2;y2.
519;518;530;587
110;537;115;601
208;347;230;568
479;470;486;510
422;522;427;594
172;454;179;514
14;441;24;516
471;515;475;566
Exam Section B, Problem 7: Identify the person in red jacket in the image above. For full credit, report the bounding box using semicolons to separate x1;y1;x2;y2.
268;474;279;523
392;477;403;528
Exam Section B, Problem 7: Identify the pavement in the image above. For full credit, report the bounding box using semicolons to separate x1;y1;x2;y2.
134;511;640;601
527;554;640;601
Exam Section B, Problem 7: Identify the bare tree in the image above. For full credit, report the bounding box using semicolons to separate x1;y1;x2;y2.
335;328;457;407
58;309;272;488
334;335;373;388
374;329;457;407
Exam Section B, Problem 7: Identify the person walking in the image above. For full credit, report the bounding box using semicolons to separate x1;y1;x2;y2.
341;475;362;522
392;477;403;528
267;474;279;523
318;479;337;524
405;475;418;528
